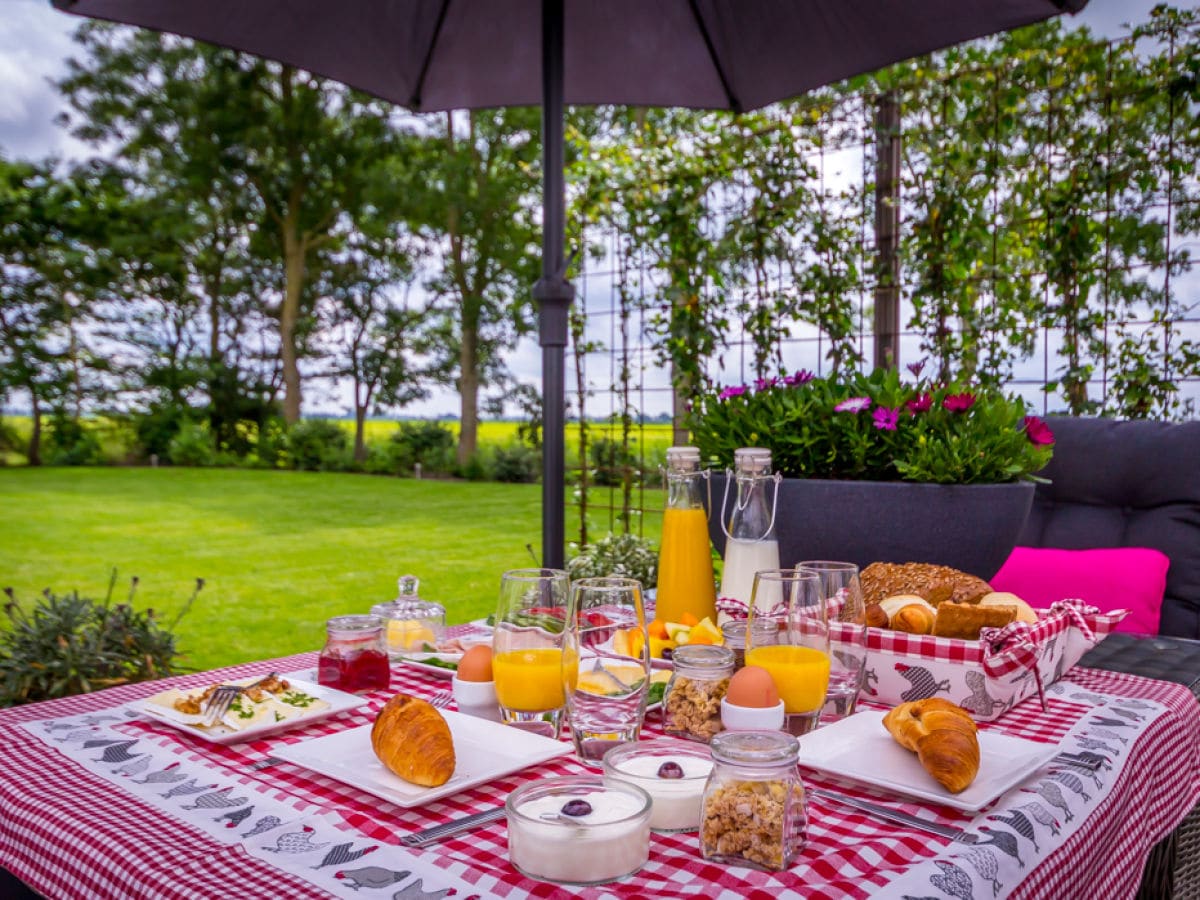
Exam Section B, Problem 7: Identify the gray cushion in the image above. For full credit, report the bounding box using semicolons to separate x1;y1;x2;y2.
1018;416;1200;639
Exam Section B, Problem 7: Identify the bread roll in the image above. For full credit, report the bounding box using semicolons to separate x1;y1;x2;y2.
933;601;1017;640
371;693;455;787
979;591;1038;624
879;595;937;634
883;699;980;793
861;562;991;608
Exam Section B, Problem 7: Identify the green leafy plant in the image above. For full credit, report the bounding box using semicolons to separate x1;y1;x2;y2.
567;532;659;586
688;365;1054;484
491;443;540;483
167;420;217;467
286;419;350;472
0;572;202;707
387;421;456;476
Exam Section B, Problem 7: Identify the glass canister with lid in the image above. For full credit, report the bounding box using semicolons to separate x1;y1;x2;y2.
718;447;782;616
370;575;446;660
317;614;391;693
699;730;807;871
661;644;734;743
721;618;779;671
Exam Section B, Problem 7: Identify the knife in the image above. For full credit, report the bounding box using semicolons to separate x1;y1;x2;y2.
809;788;976;843
400;807;506;847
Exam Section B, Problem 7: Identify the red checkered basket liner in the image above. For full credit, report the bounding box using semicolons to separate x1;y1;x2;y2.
834;599;1128;720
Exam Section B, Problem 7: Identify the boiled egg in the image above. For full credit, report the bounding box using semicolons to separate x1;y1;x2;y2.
456;644;494;682
724;665;780;708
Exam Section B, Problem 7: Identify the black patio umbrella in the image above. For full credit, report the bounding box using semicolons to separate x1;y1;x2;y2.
53;0;1088;568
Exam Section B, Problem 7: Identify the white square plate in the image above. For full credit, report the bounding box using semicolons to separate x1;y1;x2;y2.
137;677;367;745
272;710;573;808
797;710;1058;812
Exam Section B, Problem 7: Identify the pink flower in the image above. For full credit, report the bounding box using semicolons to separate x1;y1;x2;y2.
718;385;747;400
906;392;933;414
754;376;779;392
906;358;927;378
943;392;976;413
1023;415;1055;446
784;369;815;387
872;407;900;431
834;396;872;413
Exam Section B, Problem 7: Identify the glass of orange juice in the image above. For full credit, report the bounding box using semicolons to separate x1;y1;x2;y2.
744;568;830;736
492;568;572;739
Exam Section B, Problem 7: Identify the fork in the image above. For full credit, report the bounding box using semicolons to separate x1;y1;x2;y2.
201;671;280;727
428;691;452;709
201;685;245;727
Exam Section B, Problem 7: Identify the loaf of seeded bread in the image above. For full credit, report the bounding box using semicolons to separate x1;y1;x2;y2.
861;562;991;608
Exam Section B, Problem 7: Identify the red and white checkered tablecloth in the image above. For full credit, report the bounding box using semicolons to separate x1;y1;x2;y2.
0;653;1196;900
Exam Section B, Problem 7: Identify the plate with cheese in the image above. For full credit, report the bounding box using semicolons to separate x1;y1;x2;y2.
138;674;367;744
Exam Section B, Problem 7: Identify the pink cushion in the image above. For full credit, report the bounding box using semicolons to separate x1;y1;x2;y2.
990;546;1170;635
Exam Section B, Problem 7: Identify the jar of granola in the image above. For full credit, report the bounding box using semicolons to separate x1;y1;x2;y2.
662;644;734;743
699;730;806;871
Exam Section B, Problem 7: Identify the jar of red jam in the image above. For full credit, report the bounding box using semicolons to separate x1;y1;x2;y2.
317;614;390;693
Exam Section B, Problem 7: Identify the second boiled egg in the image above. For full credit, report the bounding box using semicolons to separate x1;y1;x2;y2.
724;665;780;708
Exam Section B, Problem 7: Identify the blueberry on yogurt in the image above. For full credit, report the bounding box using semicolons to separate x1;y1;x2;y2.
656;761;685;779
560;798;593;817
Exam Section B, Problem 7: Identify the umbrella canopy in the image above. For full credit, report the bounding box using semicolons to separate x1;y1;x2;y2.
53;0;1088;567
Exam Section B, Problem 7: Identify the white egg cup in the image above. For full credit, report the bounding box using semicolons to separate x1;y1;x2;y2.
720;697;786;732
452;676;501;721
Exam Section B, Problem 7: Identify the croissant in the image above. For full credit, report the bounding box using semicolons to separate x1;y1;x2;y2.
883;699;980;793
879;595;937;634
371;693;456;787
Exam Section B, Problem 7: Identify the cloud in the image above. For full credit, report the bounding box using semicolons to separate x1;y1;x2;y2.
0;0;91;162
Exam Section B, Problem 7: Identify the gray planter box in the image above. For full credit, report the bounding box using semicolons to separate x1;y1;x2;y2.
707;476;1035;581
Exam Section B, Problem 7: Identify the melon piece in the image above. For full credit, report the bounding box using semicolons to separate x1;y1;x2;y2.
648;619;670;640
664;622;692;642
687;617;723;646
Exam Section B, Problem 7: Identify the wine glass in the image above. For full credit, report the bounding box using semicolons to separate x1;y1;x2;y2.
491;568;571;739
563;576;651;764
799;560;868;724
745;568;830;736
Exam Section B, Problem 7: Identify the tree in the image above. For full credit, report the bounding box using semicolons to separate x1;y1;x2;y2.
313;230;438;462
398;109;542;466
0;157;116;464
57;23;404;423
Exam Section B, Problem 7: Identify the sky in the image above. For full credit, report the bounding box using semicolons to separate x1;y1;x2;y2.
0;0;1184;417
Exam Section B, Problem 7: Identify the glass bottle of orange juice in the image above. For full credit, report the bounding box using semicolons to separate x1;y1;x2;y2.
655;446;717;624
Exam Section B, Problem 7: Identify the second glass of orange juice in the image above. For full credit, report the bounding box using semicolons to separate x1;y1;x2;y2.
745;568;830;736
492;568;572;738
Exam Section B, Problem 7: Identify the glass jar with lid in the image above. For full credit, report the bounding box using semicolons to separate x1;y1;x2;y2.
718;447;782;615
316;614;390;693
721;618;779;671
699;730;807;871
370;575;446;660
661;644;734;743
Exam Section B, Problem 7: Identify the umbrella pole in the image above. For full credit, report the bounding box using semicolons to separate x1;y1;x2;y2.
535;0;573;569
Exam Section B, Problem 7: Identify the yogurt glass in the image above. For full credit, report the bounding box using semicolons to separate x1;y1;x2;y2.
602;739;714;833
506;776;651;884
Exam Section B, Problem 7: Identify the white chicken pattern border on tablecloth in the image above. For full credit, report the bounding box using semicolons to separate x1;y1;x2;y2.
21;698;484;899
876;686;1165;900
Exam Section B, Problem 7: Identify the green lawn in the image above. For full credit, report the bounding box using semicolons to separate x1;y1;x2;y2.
0;467;664;672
